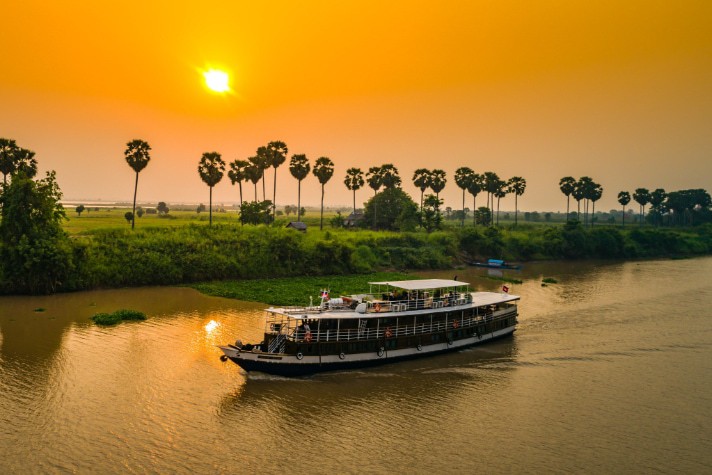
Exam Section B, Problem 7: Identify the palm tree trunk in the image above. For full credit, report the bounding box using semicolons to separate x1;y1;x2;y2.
254;183;258;202
496;196;501;225
515;194;518;226
238;182;243;207
622;205;625;227
262;171;266;201
131;171;139;230
297;180;302;222
320;184;325;230
461;189;465;227
209;186;213;226
566;196;570;220
352;189;356;215
273;167;278;218
472;195;477;226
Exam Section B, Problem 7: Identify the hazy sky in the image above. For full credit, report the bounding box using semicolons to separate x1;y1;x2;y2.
2;0;710;212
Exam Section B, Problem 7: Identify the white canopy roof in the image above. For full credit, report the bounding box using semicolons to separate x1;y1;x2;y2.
368;279;469;291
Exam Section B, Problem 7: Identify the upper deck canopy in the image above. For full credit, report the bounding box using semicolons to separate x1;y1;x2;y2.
368;279;469;290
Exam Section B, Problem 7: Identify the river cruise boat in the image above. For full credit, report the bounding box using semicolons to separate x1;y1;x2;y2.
218;279;519;376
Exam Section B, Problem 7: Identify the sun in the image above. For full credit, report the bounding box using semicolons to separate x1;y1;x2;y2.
203;69;230;93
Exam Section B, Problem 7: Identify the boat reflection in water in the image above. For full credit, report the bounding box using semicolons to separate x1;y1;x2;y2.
219;279;519;376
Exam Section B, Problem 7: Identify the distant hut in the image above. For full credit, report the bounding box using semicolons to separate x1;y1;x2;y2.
286;221;307;232
344;212;364;228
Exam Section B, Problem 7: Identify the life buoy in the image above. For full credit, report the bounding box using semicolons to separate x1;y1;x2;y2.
385;327;393;338
296;352;304;360
416;344;422;351
377;347;385;357
447;338;454;346
374;303;381;313
305;331;313;343
453;319;459;329
339;352;346;360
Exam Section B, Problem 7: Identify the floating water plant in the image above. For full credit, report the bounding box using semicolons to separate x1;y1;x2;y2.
91;309;147;326
542;277;558;284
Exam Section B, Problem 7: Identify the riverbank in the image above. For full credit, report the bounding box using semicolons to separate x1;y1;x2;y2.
1;222;711;295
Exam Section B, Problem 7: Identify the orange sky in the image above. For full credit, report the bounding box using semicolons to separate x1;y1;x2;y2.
1;0;711;212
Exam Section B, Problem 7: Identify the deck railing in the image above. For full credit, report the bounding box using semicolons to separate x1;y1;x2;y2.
280;308;516;344
278;294;474;316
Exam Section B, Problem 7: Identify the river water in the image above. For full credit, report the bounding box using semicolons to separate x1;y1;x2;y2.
1;258;711;474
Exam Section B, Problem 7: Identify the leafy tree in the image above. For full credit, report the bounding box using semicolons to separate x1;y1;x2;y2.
157;202;169;215
576;176;595;225
312;156;334;230
239;200;274;225
196;203;206;214
344;167;365;215
506;176;527;226
412;168;432;214
0;171;75;293
197;152;225;226
420;194;443;232
455;167;474;227
228;159;249;208
617;191;631;226
289;154;310;222
75;204;85;216
467;173;483;227
430;169;447;200
136;206;144;218
266;141;288;217
633;188;650;225
362;187;418;231
474;206;491;226
124;211;134;223
559;176;576;220
124;139;151;230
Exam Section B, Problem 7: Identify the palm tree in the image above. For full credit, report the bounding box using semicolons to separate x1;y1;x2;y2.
366;166;383;227
633;188;650;225
494;179;507;225
572;180;585;222
559;176;576;220
430;169;447;200
13;148;38;179
250;147;270;201
197;152;225;226
312;157;334;230
0;138;18;186
649;188;666;226
124;139;152;230
289;154;310;222
455;167;474;227
467;173;483;226
245;162;262;201
577;176;595;225
228;159;249;208
344;167;365;215
506;176;527;226
618;191;631;226
483;172;500;222
590;183;603;226
379;164;401;189
267;141;288;217
412;168;432;215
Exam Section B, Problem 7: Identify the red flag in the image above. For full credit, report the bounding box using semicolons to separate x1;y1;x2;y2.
502;285;509;293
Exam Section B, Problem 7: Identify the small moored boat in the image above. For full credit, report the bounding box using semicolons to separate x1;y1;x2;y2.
218;279;519;376
472;259;521;270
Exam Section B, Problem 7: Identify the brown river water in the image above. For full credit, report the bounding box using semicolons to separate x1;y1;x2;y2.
1;258;711;474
